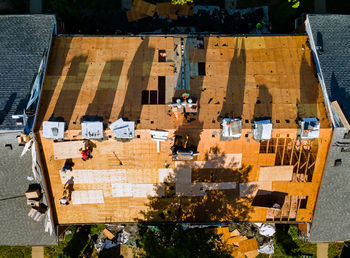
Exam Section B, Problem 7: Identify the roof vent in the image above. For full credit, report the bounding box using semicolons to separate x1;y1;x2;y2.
150;130;169;153
42;121;65;140
253;120;273;142
221;118;242;139
316;32;324;54
299;118;320;139
51;127;58;136
109;118;135;139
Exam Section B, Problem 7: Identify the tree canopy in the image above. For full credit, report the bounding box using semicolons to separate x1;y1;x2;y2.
171;0;193;6
139;224;232;258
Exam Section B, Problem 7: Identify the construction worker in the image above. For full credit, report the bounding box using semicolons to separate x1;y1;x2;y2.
256;20;265;31
81;140;92;161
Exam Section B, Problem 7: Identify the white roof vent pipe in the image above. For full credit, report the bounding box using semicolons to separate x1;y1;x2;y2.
150;130;169;153
299;117;320;140
253;120;273;142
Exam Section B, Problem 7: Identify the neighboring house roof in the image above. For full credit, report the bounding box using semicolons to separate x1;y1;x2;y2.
310;128;350;242
0;133;57;245
0;15;55;130
307;14;350;120
307;14;350;242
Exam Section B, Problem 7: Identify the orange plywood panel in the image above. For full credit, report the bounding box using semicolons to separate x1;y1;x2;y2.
239;238;258;253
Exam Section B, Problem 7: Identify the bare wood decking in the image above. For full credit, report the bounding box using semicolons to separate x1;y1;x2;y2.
35;36;332;224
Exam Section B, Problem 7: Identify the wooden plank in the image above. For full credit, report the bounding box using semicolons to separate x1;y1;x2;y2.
102;228;115;240
259;166;293;181
71;190;104;204
53;140;85;160
126;10;148;22
239;238;258;253
332;101;350;129
132;0;156;17
60;169;127;184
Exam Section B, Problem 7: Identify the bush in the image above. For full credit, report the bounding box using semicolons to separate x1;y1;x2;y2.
273;225;301;257
171;0;193;5
328;243;344;258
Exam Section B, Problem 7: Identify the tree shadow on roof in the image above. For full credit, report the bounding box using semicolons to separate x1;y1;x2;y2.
137;159;254;223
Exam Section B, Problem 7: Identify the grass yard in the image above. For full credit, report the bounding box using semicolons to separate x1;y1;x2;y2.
0;246;31;258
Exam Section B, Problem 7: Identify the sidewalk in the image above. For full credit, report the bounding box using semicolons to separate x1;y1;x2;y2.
317;243;328;258
32;246;44;258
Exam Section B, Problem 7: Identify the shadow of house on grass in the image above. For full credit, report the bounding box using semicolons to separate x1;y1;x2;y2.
138;152;255;223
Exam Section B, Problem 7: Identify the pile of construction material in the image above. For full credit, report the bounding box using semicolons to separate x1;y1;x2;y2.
25;184;47;222
208;227;260;258
126;0;194;22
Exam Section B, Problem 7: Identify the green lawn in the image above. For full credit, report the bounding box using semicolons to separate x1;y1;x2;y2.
0;246;31;258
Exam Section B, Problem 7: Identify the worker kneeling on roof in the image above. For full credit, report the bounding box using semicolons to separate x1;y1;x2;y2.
81;140;93;161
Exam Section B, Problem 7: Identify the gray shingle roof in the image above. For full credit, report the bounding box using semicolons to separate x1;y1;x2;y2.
0;133;57;245
0;15;55;130
308;14;350;243
308;14;350;120
309;128;350;242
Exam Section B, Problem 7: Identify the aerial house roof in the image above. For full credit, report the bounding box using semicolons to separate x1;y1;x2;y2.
34;35;332;224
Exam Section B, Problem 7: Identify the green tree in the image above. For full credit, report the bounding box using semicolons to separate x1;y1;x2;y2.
273;225;301;257
139;224;232;258
171;0;193;6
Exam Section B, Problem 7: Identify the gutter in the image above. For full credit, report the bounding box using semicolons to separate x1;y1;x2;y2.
31;16;59;244
305;15;335;128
